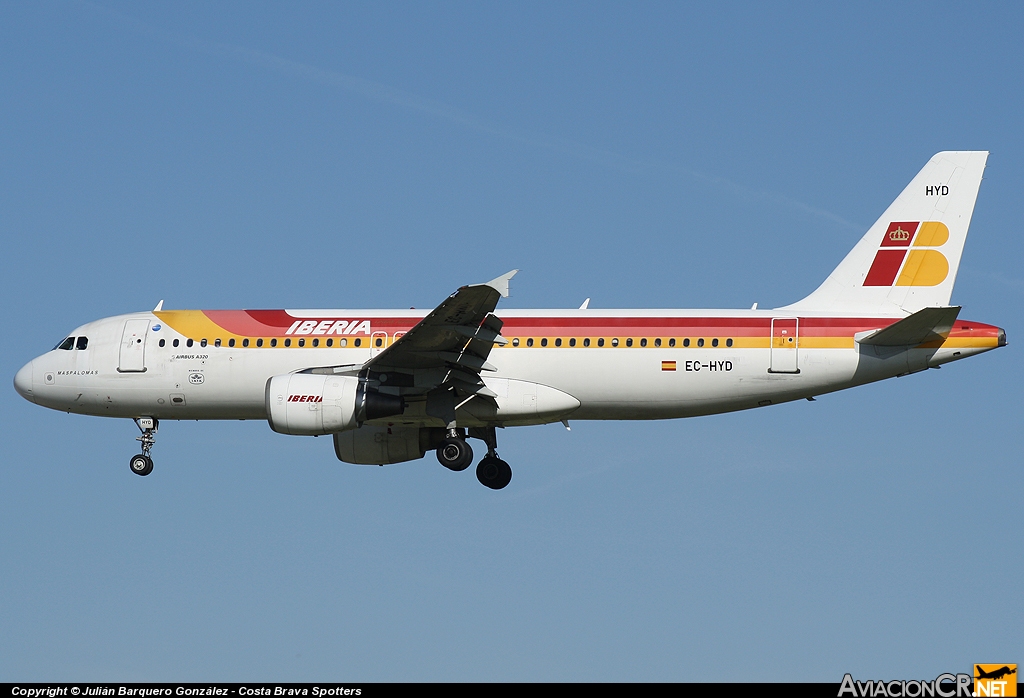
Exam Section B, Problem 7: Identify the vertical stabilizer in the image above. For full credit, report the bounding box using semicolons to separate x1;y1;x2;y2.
782;151;988;315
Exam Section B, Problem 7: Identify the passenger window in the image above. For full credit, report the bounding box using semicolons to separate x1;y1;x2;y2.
683;338;690;347
612;338;619;347
669;338;676;347
712;338;719;347
339;338;347;347
626;338;633;347
697;338;705;347
76;337;89;350
640;338;647;347
312;338;319;347
242;338;250;348
541;338;548;347
654;338;661;347
186;339;194;348
568;338;576;347
375;337;383;347
583;338;590;347
159;339;166;347
512;338;520;347
270;338;278;347
597;338;605;347
354;338;361;347
726;338;734;347
215;339;222;347
229;339;236;348
284;338;291;347
326;338;332;347
298;338;305;347
256;339;263;348
201;339;208;347
555;338;562;347
173;339;180;347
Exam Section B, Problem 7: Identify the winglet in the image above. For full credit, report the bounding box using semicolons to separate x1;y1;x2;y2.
485;269;518;298
153;300;164;312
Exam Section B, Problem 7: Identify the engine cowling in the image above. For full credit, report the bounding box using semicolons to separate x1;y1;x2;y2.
265;373;405;436
334;425;444;465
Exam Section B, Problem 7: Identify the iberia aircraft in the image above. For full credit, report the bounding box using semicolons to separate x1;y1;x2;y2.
13;152;1005;489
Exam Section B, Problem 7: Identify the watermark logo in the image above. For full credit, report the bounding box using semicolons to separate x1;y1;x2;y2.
974;665;1017;697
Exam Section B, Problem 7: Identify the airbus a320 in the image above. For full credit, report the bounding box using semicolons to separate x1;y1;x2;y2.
14;151;1005;489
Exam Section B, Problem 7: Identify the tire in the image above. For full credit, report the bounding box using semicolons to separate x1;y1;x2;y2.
476;456;512;490
436;437;473;471
130;454;153;476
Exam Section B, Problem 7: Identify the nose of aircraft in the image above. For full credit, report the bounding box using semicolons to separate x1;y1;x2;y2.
14;360;34;402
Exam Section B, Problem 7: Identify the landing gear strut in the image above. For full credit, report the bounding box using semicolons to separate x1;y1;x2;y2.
130;417;158;476
469;426;512;490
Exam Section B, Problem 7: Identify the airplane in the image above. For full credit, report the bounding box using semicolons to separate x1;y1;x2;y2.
975;666;1016;681
13;151;1005;489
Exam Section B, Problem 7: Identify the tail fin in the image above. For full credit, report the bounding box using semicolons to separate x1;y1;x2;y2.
782;151;988;314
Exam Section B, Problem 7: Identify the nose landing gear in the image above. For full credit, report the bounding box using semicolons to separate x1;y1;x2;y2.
130;417;158;476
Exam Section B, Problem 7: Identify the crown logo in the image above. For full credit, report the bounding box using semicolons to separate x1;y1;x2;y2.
889;227;911;242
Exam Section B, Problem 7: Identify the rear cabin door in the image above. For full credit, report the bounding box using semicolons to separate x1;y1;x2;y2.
118;319;150;372
769;318;799;374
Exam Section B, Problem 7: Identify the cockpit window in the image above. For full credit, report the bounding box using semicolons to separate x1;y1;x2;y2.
56;337;75;351
76;336;89;350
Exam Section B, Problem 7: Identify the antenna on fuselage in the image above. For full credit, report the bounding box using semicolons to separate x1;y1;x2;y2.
153;300;164;312
579;298;590;310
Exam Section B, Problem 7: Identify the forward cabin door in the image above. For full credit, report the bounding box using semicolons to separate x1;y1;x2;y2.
118;319;150;372
769;318;799;374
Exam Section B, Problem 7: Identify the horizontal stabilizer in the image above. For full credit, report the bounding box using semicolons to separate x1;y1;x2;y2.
858;306;960;346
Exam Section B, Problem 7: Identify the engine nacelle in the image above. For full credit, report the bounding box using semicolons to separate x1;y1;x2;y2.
334;426;445;465
265;373;405;436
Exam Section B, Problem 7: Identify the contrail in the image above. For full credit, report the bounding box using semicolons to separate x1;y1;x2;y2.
81;0;864;232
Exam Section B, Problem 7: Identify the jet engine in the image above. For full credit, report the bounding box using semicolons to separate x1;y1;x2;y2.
265;373;404;436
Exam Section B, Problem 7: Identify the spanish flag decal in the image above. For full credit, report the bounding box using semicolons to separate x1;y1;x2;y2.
662;361;677;371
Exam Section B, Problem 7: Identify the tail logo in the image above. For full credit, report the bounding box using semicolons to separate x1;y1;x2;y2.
889;226;912;242
864;221;950;287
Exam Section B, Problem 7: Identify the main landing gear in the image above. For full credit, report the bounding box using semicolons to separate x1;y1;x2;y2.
435;427;512;490
130;417;158;476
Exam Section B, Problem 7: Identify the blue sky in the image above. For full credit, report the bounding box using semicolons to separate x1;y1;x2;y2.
1;1;1020;681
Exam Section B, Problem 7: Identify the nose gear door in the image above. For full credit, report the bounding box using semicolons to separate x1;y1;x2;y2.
118;319;150;372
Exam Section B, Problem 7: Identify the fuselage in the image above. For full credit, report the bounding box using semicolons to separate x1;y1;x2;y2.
13;307;1006;426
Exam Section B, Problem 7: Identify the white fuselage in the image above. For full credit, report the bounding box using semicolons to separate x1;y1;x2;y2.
13;308;1002;429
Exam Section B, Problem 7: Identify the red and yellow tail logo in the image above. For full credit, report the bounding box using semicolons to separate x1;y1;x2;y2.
863;221;949;286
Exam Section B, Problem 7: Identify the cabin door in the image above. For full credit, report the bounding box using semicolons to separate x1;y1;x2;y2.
118;319;150;373
769;318;799;374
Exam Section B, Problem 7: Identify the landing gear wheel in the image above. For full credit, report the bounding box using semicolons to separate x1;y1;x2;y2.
130;454;153;476
476;455;512;490
437;437;473;471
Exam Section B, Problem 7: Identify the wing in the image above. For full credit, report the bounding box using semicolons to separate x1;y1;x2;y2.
364;270;517;427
